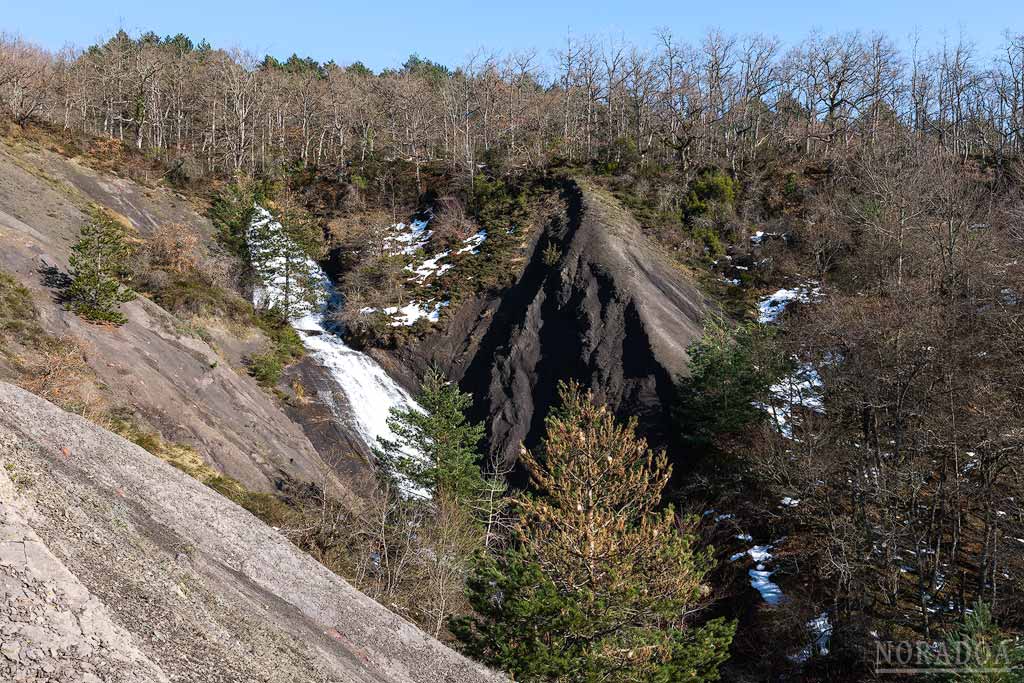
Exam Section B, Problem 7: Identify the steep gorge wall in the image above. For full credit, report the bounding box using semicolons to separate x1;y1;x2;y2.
402;180;708;470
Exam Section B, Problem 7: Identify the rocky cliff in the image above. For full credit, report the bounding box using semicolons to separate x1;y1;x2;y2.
0;381;502;683
402;180;708;470
0;138;346;494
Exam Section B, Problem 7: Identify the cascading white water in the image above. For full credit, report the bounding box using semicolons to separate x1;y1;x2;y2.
247;206;425;495
291;308;417;454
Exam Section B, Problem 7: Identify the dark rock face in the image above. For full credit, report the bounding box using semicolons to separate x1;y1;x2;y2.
406;181;707;473
280;356;378;491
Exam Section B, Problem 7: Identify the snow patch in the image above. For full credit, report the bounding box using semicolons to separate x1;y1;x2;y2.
734;543;786;604
383;301;449;326
757;362;825;439
749;569;785;605
457;230;487;254
384;218;431;255
400;225;486;283
406;250;451;283
747;545;774;564
757;283;822;324
750;230;782;246
791;613;832;662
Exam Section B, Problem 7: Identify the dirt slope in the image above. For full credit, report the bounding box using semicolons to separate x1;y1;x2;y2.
404;179;708;469
0;138;341;493
0;381;502;683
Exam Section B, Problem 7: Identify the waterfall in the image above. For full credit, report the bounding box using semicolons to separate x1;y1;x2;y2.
248;205;425;496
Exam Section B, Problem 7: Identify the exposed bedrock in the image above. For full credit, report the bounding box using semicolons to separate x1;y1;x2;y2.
396;180;708;474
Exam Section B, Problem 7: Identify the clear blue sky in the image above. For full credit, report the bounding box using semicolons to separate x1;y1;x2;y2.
5;1;1021;72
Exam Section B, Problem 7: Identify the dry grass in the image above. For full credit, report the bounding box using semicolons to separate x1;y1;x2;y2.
0;270;109;422
145;222;201;274
18;336;111;425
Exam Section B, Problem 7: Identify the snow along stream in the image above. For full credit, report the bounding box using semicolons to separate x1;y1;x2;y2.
708;283;829;611
247;206;426;496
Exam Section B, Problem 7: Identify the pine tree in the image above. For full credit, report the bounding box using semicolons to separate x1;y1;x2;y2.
675;315;783;447
66;208;137;325
452;382;735;682
209;174;263;256
376;367;487;502
929;603;1024;681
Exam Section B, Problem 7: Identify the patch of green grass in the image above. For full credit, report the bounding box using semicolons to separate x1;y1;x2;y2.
146;275;253;322
248;351;285;386
253;312;304;359
247;311;304;387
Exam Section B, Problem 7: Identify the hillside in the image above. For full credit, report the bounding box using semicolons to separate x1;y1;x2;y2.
3;21;1023;682
0;381;502;682
0;137;346;494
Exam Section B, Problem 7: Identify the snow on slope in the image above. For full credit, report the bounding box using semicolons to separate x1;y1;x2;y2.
720;281;828;608
757;282;822;323
791;613;832;662
248;205;426;497
357;220;484;327
756;363;825;439
735;543;785;605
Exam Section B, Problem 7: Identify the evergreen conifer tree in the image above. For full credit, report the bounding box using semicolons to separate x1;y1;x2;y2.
929;603;1023;681
66;208;137;325
452;381;735;682
675;315;783;447
376;367;487;502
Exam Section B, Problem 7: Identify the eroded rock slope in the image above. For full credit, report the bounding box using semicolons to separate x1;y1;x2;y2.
407;180;708;469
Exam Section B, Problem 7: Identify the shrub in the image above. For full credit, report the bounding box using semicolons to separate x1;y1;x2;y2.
248;351;284;387
542;241;562;267
145;222;200;274
246;311;305;387
19;335;109;423
691;222;725;257
596;135;641;176
144;275;252;321
430;195;478;247
675;315;785;448
0;271;42;344
683;168;737;220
